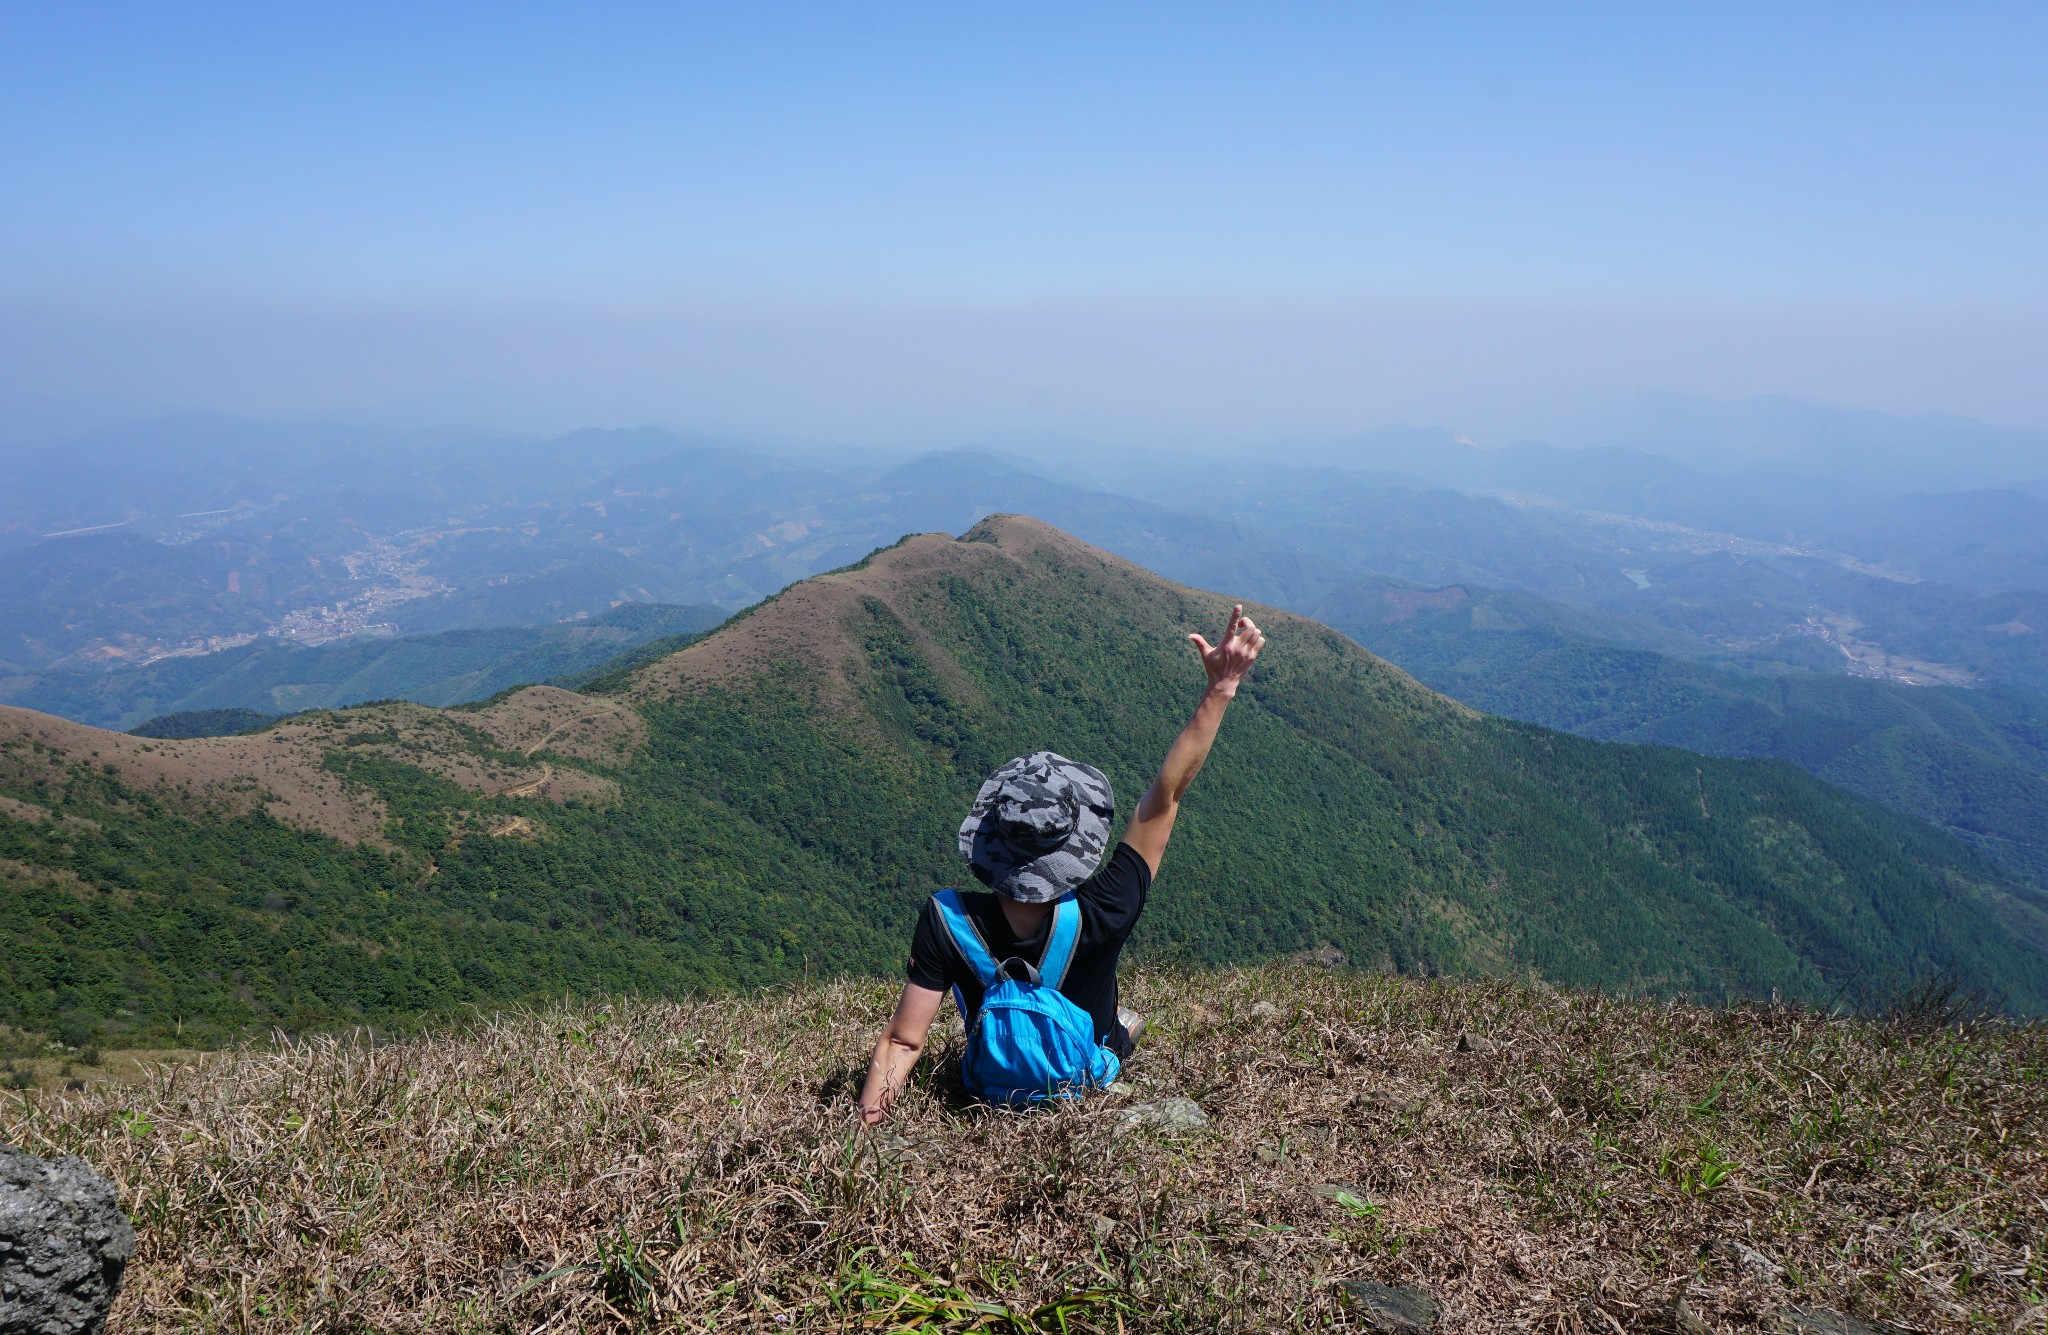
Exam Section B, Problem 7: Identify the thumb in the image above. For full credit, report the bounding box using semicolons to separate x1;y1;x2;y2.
1188;633;1214;657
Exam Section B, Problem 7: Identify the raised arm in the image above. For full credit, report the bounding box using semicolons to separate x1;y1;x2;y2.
1121;604;1266;874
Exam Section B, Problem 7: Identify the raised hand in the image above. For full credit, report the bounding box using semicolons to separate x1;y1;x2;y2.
1187;603;1266;695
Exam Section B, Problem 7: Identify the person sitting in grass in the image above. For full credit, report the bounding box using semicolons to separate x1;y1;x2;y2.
855;604;1267;1123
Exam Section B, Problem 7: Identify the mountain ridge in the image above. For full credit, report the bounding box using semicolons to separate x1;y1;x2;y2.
3;516;2046;1049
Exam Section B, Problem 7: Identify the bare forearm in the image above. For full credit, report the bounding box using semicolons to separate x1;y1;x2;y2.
1122;606;1265;873
1141;682;1235;817
856;1034;922;1123
856;984;942;1124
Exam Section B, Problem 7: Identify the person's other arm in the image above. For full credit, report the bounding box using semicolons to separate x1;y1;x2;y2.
854;982;944;1125
1121;603;1267;875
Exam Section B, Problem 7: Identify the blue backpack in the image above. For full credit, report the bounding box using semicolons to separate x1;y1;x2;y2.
933;889;1121;1107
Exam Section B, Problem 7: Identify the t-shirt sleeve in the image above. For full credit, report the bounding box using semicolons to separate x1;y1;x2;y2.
906;896;955;992
1075;842;1151;943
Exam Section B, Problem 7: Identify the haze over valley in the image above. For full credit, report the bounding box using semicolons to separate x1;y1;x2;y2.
5;395;2047;922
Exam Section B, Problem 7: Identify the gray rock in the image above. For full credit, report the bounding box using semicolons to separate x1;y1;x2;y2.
1115;1097;1210;1133
1713;1237;1781;1279
1335;1279;1439;1333
1455;1031;1496;1055
1775;1306;1917;1335
1357;1090;1423;1117
1671;1296;1711;1335
0;1145;135;1335
1292;944;1347;968
1246;1002;1282;1022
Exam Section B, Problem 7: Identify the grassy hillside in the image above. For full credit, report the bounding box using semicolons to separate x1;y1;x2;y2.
7;966;2041;1332
2;517;2046;1051
1316;574;2048;889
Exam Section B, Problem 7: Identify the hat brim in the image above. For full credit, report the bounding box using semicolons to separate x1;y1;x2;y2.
957;753;1115;903
961;819;1111;902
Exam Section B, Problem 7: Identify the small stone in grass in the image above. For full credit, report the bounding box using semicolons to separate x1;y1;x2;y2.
1455;1031;1496;1054
1335;1279;1439;1333
1671;1296;1710;1335
1104;1080;1134;1097
1116;1097;1210;1133
1774;1307;1915;1335
1312;1182;1369;1202
868;1129;920;1161
1247;1001;1282;1022
1713;1237;1781;1279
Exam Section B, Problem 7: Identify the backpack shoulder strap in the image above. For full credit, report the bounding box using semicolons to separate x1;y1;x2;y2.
933;889;1000;989
1038;895;1082;990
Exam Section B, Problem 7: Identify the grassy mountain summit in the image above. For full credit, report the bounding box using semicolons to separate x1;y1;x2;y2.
2;516;2046;1048
11;966;2038;1332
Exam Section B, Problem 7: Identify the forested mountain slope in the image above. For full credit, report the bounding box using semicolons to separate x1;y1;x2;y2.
1315;574;2048;889
2;517;2045;1049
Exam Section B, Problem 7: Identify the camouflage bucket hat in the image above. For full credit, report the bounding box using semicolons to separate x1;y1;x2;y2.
957;751;1115;903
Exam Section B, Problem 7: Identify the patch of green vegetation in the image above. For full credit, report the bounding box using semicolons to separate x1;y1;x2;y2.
127;707;281;739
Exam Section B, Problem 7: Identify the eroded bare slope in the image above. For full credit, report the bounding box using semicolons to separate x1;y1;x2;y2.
0;684;627;846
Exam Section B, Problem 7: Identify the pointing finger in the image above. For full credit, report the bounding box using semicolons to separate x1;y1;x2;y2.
1224;603;1243;640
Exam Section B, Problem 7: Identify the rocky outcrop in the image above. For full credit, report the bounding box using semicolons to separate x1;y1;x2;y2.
0;1146;135;1335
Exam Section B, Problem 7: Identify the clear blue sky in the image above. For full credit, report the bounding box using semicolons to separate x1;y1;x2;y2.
3;3;2046;442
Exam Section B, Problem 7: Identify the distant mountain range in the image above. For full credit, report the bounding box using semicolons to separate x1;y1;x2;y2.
0;602;725;731
3;517;2045;1052
5;411;2046;916
1573;393;2048;493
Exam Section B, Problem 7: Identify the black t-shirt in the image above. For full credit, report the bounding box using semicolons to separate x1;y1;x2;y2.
907;842;1151;1057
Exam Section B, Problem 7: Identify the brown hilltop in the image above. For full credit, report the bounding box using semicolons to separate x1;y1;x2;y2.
628;512;1462;714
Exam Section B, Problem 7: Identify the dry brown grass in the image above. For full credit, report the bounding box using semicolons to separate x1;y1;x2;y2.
4;966;2044;1333
0;692;617;850
465;687;646;768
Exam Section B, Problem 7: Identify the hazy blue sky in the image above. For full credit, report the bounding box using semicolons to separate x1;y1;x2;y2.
3;3;2045;443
